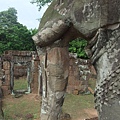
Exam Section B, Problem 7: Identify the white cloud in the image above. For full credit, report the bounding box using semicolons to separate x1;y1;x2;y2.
0;0;48;29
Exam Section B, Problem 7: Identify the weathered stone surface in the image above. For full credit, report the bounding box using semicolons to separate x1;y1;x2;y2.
38;0;120;38
48;76;67;92
67;56;95;94
33;20;70;47
39;47;69;120
32;0;120;120
47;47;69;78
3;61;10;70
89;25;120;120
31;60;40;94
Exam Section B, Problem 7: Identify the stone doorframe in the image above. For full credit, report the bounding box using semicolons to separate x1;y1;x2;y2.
10;61;32;94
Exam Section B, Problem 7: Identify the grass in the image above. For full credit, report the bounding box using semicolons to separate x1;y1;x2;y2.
3;79;40;120
14;79;28;90
3;94;95;120
62;78;96;119
3;94;41;120
63;94;95;119
3;93;95;120
2;78;96;120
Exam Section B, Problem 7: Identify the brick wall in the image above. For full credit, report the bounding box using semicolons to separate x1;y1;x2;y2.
0;51;96;96
66;53;96;94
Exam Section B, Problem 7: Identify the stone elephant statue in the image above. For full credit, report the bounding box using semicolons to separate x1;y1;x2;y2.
32;0;120;120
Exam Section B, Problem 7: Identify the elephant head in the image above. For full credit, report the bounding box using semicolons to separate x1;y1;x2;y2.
32;0;120;120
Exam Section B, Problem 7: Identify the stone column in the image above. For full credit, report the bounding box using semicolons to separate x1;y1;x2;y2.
31;59;40;94
38;65;42;96
26;62;32;93
86;24;120;120
39;47;69;120
10;61;14;94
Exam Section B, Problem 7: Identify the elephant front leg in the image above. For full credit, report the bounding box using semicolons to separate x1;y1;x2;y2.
40;47;69;120
41;75;68;120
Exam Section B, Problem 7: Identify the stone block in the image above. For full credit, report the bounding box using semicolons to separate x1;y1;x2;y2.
66;86;73;93
7;75;10;81
69;70;74;76
5;70;10;75
47;47;69;68
47;64;64;76
34;60;40;67
74;70;79;77
3;62;10;70
68;76;75;85
69;59;74;65
90;65;96;75
2;86;10;96
73;89;79;95
48;76;67;92
2;80;10;86
5;75;10;81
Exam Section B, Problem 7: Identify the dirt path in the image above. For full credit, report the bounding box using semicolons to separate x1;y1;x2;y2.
76;108;98;120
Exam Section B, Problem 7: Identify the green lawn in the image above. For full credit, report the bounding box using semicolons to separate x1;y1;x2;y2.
3;94;41;120
63;94;95;119
3;94;95;120
14;79;28;90
3;78;96;120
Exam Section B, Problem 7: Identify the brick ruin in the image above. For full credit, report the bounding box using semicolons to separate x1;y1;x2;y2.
0;50;96;119
0;50;96;96
67;53;96;94
0;50;40;96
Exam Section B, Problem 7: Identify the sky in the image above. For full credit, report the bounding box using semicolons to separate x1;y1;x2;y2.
0;0;48;29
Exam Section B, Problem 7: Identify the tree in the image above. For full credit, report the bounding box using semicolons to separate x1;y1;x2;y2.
30;0;52;10
69;38;88;58
0;7;17;28
0;8;37;55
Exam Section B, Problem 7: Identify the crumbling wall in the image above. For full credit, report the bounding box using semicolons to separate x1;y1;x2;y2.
1;50;96;96
1;50;39;95
67;53;96;94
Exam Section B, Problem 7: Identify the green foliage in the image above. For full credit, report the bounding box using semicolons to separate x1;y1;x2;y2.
0;7;17;28
0;8;37;55
30;0;52;10
69;38;88;59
